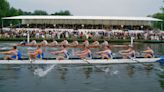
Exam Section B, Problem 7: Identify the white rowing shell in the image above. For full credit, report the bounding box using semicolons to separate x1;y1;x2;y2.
0;58;160;65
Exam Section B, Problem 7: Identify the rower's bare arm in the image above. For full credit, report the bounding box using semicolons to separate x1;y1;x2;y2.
33;51;39;56
50;51;56;54
55;50;65;54
0;51;11;54
112;45;128;48
143;50;151;53
77;52;88;56
96;51;103;54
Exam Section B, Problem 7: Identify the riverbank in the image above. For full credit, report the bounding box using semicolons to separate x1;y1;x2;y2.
0;38;164;43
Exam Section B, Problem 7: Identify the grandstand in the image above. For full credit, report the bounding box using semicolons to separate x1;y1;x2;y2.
2;16;163;30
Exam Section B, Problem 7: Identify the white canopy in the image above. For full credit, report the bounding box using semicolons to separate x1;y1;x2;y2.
2;15;162;26
2;16;162;21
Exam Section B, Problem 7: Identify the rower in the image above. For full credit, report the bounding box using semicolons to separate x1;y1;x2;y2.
28;45;44;60
70;39;79;46
40;40;48;46
96;46;113;59
18;40;36;46
19;40;27;46
29;40;37;46
91;39;99;46
0;46;21;60
60;38;69;46
142;46;154;58
82;40;89;46
48;40;58;47
101;40;109;46
119;45;135;59
75;45;92;59
50;45;69;60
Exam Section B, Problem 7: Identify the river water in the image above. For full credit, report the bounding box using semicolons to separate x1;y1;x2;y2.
0;42;164;92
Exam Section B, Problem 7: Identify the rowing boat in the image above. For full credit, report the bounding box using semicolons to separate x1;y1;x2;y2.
0;58;162;65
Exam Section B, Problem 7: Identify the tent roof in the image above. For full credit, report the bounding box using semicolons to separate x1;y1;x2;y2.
2;15;162;21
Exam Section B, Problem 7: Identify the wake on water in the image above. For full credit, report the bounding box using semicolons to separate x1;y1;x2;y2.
32;63;164;78
34;65;56;77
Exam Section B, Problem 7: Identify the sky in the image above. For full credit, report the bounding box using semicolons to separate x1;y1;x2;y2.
7;0;163;17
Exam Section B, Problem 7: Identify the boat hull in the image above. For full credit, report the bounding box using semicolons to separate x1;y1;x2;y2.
0;58;160;65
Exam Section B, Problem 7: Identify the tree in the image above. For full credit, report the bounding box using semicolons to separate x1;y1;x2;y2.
32;10;48;15
152;13;164;30
150;1;164;30
0;0;73;28
7;7;19;16
0;0;10;27
23;11;32;15
51;10;72;16
18;9;24;15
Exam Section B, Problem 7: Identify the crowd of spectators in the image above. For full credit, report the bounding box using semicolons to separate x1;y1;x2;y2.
0;28;164;41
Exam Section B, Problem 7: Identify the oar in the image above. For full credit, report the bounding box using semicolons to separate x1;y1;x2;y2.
82;59;109;72
130;57;148;66
129;57;164;71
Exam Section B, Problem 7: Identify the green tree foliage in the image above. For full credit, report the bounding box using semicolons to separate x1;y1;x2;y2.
8;7;19;16
32;10;48;15
150;1;164;30
0;0;72;28
0;0;10;27
152;12;164;30
51;10;72;16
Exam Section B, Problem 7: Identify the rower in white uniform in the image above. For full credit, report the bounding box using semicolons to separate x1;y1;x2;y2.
142;46;154;58
82;40;89;46
96;46;113;59
119;45;135;59
101;40;109;46
50;45;69;60
60;38;69;46
70;39;79;46
48;40;58;47
40;40;48;46
17;40;37;46
90;39;99;46
75;45;92;59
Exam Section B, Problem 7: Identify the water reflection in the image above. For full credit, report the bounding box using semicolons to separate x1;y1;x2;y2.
57;67;68;80
158;74;164;89
0;65;21;80
126;65;135;77
83;67;93;79
157;64;164;89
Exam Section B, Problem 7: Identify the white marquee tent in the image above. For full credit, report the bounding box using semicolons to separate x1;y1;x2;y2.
2;15;162;26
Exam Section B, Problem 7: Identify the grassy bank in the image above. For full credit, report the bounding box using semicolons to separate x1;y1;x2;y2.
0;38;164;43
